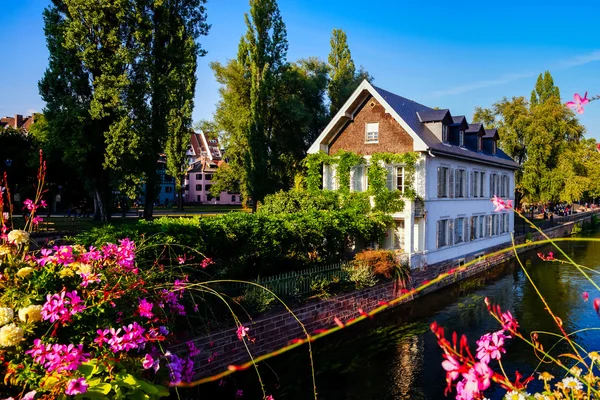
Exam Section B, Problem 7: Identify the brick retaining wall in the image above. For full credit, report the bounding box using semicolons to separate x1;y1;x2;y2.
175;211;598;378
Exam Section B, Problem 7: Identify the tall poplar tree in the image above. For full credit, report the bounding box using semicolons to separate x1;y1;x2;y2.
530;71;561;106
327;28;371;117
43;0;208;220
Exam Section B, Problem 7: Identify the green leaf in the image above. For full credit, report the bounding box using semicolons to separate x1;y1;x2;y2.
137;380;159;395
88;382;112;395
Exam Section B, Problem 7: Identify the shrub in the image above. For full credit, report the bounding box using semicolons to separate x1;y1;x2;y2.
75;207;388;279
240;286;277;314
353;249;397;279
345;262;378;289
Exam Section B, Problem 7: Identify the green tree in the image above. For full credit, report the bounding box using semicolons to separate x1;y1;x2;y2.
530;71;561;106
52;0;208;220
39;3;113;220
327;29;372;117
472;73;584;207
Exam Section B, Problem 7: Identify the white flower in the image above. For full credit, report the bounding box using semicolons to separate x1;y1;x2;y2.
18;305;43;323
0;245;12;256
505;391;525;400
0;323;23;347
0;307;14;326
562;376;583;391
534;394;551;400
7;230;29;245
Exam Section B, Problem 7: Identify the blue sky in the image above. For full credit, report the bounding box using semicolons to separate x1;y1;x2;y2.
2;0;600;139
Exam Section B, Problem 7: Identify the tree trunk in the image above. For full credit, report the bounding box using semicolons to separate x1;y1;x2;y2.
178;175;184;211
92;175;111;222
143;171;156;220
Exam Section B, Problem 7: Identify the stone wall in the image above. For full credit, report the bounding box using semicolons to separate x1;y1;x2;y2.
176;211;598;378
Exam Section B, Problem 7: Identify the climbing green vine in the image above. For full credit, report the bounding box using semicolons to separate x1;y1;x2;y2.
303;150;419;213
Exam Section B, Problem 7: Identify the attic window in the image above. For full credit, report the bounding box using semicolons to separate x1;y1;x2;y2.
442;125;448;143
459;130;464;147
369;100;376;109
477;137;482;152
492;140;497;155
365;123;379;143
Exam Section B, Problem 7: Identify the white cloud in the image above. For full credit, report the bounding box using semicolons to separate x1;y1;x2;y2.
432;72;535;97
433;49;600;98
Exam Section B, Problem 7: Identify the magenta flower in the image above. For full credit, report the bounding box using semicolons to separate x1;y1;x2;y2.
236;325;249;341
25;340;89;373
78;272;101;288
266;396;274;400
566;92;589;114
441;354;461;382
138;298;154;318
236;389;243;398
200;258;214;269
32;216;43;225
94;329;110;346
142;353;160;372
491;196;509;212
461;362;492;398
476;330;508;364
501;310;519;332
583;292;589;302
41;290;85;323
65;377;89;395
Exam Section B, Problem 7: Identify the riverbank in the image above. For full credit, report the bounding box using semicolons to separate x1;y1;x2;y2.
179;209;600;379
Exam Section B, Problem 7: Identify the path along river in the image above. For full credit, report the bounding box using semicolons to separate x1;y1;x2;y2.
191;232;600;400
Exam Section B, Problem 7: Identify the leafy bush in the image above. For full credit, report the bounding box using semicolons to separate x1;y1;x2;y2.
353;249;397;279
345;262;378;289
240;286;277;314
75;206;388;279
572;222;583;234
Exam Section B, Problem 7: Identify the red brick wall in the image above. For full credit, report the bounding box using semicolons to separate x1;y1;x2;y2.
175;213;597;378
329;96;414;155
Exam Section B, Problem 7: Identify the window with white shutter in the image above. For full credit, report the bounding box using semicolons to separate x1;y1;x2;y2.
365;123;379;143
480;172;485;197
464;218;469;242
352;165;366;192
449;168;455;198
470;216;476;241
470;171;475;197
386;166;394;191
448;219;454;246
438;167;449;198
473;171;479;198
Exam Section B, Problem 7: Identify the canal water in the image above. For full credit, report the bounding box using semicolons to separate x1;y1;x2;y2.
189;232;600;400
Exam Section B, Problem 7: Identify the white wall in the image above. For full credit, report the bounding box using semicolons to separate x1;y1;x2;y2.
421;154;516;265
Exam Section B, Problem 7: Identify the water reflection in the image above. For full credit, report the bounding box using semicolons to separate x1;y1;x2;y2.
190;233;600;400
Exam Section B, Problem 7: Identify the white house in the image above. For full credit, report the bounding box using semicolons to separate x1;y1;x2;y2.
308;80;519;268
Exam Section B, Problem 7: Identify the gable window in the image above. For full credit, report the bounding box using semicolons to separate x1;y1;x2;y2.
365;123;379;143
437;166;449;198
492;141;497;155
459;130;464;147
477;137;483;151
442;125;448;143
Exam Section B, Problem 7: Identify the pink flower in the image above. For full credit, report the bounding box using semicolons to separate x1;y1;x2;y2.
78;272;101;288
177;256;186;265
594;298;600;314
491;196;508;212
476;330;508;364
583;292;589;302
566;92;589;114
236;389;243;398
32;216;43;225
596;143;600;153
142;353;160;372
236;325;249;341
94;329;110;346
22;391;37;400
462;362;493;396
65;377;89;395
200;258;214;269
266;396;274;400
501;310;519;332
441;354;461;382
138;298;154;318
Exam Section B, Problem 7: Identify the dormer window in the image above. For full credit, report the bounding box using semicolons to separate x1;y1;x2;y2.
477;137;482;151
365;122;379;144
442;125;448;143
459;130;464;147
492;140;497;155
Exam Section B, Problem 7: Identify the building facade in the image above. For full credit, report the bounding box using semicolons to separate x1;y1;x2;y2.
184;131;242;205
308;80;519;268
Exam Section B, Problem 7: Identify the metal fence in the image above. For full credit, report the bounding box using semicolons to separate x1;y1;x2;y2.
514;209;600;236
219;262;352;298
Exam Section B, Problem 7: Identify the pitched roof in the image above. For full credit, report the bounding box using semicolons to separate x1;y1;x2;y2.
451;115;469;130
417;109;452;124
369;85;519;169
465;123;485;135
483;129;499;140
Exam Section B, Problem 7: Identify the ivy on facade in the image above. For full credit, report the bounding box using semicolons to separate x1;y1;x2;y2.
304;150;419;213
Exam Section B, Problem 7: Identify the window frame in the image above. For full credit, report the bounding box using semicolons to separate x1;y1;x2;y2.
438;219;448;248
477;136;482;151
438;166;449;198
195;173;202;180
365;122;379;144
459;130;464;147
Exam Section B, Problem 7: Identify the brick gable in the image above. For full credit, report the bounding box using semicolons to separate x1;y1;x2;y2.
329;96;413;156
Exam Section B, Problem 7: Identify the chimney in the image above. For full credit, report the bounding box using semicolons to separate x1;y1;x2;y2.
14;114;23;129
